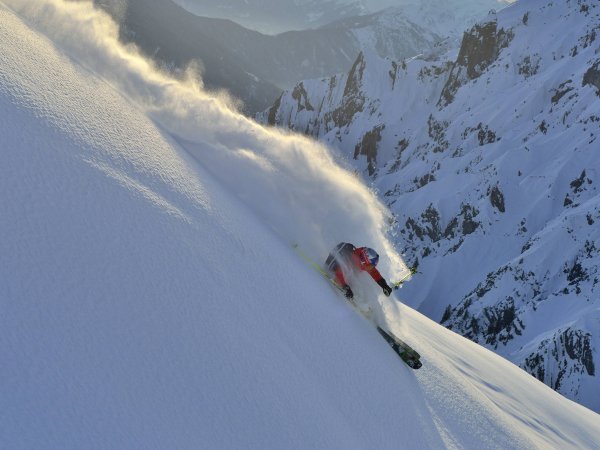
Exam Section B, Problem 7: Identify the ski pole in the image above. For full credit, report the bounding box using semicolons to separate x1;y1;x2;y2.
391;266;418;290
292;244;329;277
292;243;343;291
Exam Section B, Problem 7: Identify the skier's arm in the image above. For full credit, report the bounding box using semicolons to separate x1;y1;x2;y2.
367;266;392;296
366;265;383;282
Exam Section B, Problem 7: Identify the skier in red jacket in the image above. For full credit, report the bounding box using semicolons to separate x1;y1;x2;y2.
325;242;393;299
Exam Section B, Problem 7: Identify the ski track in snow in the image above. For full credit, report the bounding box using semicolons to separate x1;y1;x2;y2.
1;1;600;449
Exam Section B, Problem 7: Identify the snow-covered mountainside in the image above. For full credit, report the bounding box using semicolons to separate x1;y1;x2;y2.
2;1;600;448
259;0;600;412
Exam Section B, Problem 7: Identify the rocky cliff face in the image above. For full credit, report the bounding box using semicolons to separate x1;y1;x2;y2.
439;14;514;107
523;328;595;395
258;0;600;412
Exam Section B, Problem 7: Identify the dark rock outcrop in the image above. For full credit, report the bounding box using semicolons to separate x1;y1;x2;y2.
490;185;506;213
439;17;513;107
522;328;595;393
354;124;385;176
325;53;367;129
291;82;315;113
583;60;600;95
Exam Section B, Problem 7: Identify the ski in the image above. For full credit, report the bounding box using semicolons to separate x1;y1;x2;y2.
292;243;422;369
349;297;422;370
376;327;422;369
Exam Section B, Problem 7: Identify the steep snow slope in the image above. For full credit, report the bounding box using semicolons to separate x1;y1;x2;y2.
1;1;600;449
260;0;600;412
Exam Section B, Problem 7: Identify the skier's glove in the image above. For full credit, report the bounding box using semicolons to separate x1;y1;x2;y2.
342;285;354;299
377;279;392;297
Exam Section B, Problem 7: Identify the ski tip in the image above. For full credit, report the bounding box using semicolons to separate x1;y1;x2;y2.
408;360;422;370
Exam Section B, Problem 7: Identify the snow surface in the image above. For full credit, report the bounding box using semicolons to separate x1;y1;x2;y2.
1;1;599;448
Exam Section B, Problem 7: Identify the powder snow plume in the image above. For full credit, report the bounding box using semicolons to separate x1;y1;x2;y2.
3;0;409;280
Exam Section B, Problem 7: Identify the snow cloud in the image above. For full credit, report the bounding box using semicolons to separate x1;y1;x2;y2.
3;0;409;279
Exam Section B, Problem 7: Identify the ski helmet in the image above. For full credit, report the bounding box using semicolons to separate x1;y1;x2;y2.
365;248;379;266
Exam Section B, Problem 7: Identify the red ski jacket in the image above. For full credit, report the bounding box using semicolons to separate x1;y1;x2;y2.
334;247;383;287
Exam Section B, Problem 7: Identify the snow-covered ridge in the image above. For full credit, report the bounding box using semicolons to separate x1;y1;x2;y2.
2;0;600;448
260;0;600;412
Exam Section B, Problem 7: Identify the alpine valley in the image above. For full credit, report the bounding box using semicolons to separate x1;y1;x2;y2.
259;0;600;413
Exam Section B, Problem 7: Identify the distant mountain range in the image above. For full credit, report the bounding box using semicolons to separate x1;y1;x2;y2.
258;0;600;412
171;0;366;34
95;0;499;114
172;0;508;35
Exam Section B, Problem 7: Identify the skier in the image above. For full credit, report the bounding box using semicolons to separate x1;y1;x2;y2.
324;242;393;299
